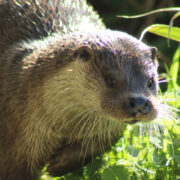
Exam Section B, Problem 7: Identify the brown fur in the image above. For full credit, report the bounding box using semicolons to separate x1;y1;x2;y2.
0;0;159;180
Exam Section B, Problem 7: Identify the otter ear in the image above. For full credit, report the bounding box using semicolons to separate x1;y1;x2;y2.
150;47;157;60
73;46;93;61
150;47;158;66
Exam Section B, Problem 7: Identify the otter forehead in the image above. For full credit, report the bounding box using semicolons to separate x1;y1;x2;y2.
77;30;156;70
74;30;158;95
81;30;150;52
84;31;157;76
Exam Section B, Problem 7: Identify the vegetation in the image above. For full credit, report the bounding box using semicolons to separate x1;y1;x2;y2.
42;7;180;180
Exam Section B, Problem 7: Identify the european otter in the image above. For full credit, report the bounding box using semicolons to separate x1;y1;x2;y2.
0;0;158;179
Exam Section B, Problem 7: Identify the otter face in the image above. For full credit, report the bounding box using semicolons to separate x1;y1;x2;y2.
98;42;158;124
75;32;159;124
100;49;158;124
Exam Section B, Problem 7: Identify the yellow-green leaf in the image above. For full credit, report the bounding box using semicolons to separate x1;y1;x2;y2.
140;24;180;42
167;45;180;91
168;11;180;45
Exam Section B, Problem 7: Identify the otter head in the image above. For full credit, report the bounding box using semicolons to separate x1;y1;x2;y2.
73;31;158;125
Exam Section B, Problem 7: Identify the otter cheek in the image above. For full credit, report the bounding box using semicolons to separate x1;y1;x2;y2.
100;96;132;121
148;96;159;120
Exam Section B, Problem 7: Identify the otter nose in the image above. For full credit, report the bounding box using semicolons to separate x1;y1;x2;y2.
127;97;151;116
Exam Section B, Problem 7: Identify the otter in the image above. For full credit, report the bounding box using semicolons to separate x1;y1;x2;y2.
0;0;159;179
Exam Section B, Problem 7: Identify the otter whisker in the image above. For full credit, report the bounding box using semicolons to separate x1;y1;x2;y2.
158;110;179;124
101;116;108;143
80;114;99;163
75;110;97;139
97;117;106;153
138;124;143;144
158;77;176;83
90;116;103;158
68;109;95;137
71;110;96;142
159;98;178;103
152;121;163;137
160;104;180;112
57;103;82;115
158;119;175;156
159;111;178;122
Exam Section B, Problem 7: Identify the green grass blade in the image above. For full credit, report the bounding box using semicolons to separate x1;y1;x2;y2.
117;7;180;19
167;45;180;91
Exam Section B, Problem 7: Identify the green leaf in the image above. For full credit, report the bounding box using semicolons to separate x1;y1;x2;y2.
167;45;180;91
168;11;180;45
101;165;130;180
140;24;180;42
169;12;180;35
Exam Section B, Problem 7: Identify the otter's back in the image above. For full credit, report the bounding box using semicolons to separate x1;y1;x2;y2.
0;0;105;53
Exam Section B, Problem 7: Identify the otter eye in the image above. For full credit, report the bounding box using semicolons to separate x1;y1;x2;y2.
104;76;116;88
147;77;154;89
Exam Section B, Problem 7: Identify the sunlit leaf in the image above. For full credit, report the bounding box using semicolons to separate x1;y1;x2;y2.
168;11;180;45
168;45;180;91
140;24;180;42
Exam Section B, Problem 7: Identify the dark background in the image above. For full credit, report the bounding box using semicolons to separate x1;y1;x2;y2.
87;0;180;68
